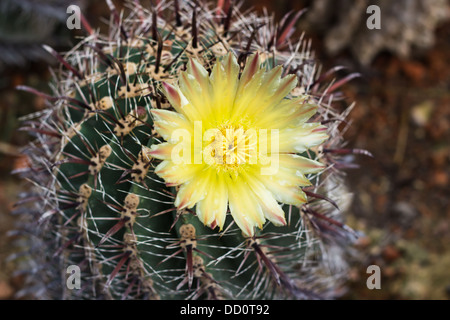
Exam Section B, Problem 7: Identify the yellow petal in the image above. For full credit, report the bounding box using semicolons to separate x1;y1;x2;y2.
209;52;240;124
149;142;174;160
266;182;307;207
231;67;279;121
151;109;192;141
162;81;203;122
232;65;297;124
195;173;228;230
264;74;297;108
257;66;283;97
241;171;286;227
178;67;213;122
227;175;265;237
278;123;328;153
254;97;317;129
250;165;308;206
278;153;325;175
154;161;203;187
187;58;211;93
237;53;261;91
246;67;293;115
174;167;213;209
256;154;324;189
161;82;183;114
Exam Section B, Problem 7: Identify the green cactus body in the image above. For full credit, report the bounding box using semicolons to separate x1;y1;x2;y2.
15;0;363;300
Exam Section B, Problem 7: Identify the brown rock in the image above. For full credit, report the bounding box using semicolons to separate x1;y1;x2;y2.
383;245;401;262
0;281;13;300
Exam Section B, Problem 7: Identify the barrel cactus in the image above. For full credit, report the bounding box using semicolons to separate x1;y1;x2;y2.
14;0;366;300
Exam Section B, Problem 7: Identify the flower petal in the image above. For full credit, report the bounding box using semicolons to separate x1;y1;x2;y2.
265;182;307;207
154;161;203;187
187;58;211;93
174;167;213;209
278;123;329;153
254;96;317;129
195;173;228;230
237;53;260;90
149;142;174;160
242;171;286;227
251;68;297;114
227;175;265;237
257;154;324;189
233;62;297;124
264;74;297;107
178;64;213;122
162;81;203;123
209;52;240;124
233;66;281;120
278;153;325;175
150;109;192;141
250;165;308;206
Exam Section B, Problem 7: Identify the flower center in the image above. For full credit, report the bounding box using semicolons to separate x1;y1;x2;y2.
203;125;257;171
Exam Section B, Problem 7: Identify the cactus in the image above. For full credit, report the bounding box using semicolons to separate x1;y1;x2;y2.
14;0;367;300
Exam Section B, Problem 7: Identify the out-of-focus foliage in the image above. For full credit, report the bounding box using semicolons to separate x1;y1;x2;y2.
0;0;85;71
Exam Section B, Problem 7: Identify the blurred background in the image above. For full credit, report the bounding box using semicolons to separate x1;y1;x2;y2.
0;0;448;299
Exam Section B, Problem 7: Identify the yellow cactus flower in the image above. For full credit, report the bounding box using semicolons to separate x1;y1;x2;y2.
150;52;328;237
